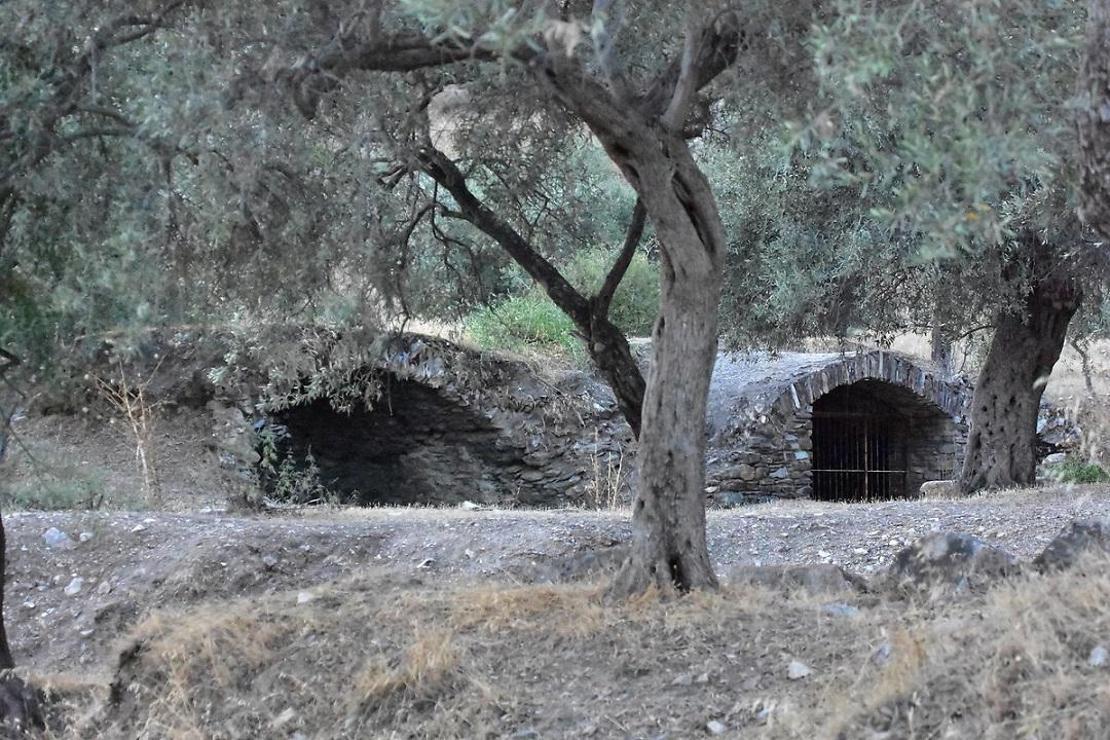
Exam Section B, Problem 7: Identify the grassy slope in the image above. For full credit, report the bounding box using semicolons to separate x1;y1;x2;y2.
43;552;1110;739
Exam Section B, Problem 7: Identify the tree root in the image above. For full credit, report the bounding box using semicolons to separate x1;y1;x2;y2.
0;672;44;735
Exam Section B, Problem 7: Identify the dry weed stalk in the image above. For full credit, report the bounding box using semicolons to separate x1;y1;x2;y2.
94;360;162;505
584;429;626;510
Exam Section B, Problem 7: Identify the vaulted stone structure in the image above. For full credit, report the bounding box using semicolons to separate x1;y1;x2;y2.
705;350;973;504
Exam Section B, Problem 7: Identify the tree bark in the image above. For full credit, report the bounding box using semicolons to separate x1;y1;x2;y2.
0;352;19;670
959;276;1081;493
531;12;738;596
606;140;724;596
1078;0;1110;241
0;354;44;731
930;322;953;378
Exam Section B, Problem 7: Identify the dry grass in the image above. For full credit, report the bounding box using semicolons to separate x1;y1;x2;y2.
450;582;607;638
43;555;1110;738
817;557;1110;739
349;628;461;708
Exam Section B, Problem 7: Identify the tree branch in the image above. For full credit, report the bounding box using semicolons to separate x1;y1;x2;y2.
416;144;592;326
638;10;741;120
594;198;646;315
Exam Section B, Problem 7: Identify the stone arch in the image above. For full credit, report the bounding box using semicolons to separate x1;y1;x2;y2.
765;351;972;426
271;377;525;506
809;378;963;501
253;334;634;508
706;350;971;504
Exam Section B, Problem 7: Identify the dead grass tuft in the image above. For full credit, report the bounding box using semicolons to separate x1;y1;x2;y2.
349;628;461;709
821;556;1110;738
450;582;606;637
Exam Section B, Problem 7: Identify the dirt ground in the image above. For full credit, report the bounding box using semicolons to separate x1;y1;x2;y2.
3;338;1110;737
3;486;1108;737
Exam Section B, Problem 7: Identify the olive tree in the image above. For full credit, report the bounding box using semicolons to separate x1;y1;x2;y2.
726;0;1100;493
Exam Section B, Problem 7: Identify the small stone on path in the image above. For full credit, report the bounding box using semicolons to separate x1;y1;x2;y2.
1090;645;1108;667
43;527;73;549
788;659;812;680
706;719;727;735
64;577;84;596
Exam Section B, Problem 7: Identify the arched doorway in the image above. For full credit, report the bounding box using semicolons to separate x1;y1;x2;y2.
811;379;957;501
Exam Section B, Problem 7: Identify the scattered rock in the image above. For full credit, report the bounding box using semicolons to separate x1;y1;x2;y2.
706;719;727;735
296;591;314;605
871;642;893;667
729;563;866;595
820;602;860;618
64;577;84;596
1042;452;1067;466
78;531;94;544
1090;645;1108;668
261;554;279;570
1033;519;1110;572
787;660;812;680
97;580;113;596
42;528;73;549
130;524;146;534
271;707;298;729
919;480;959;498
884;532;1018;591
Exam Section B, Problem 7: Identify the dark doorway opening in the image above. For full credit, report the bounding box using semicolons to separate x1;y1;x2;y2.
268;379;522;506
811;380;924;501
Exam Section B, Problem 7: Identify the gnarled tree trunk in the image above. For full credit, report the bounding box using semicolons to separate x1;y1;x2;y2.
930;322;953;377
960;276;1081;493
604;140;726;597
417;146;648;438
584;317;646;437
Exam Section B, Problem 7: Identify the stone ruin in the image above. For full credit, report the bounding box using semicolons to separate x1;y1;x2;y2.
206;333;634;508
204;336;978;508
704;350;974;505
64;329;1005;508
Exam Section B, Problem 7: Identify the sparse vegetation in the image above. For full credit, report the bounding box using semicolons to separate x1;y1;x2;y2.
4;0;1110;736
1050;456;1110;484
0;457;107;511
465;249;659;357
64;553;1110;738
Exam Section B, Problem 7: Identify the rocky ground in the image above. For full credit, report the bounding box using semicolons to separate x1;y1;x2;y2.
1;486;1100;737
6;484;1108;680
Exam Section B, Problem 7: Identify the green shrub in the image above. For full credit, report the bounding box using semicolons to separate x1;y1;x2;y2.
565;250;659;337
464;291;580;355
1050;457;1110;484
1;461;108;510
465;250;658;355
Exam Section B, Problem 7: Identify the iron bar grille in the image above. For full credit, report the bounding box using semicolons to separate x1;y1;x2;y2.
812;411;908;501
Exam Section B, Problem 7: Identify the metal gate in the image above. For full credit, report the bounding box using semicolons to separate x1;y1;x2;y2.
812;411;907;501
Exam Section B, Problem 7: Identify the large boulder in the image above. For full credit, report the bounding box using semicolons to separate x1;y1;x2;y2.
1033;519;1110;572
883;533;1018;592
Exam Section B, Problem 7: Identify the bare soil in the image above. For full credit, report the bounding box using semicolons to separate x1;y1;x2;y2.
3;486;1109;737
